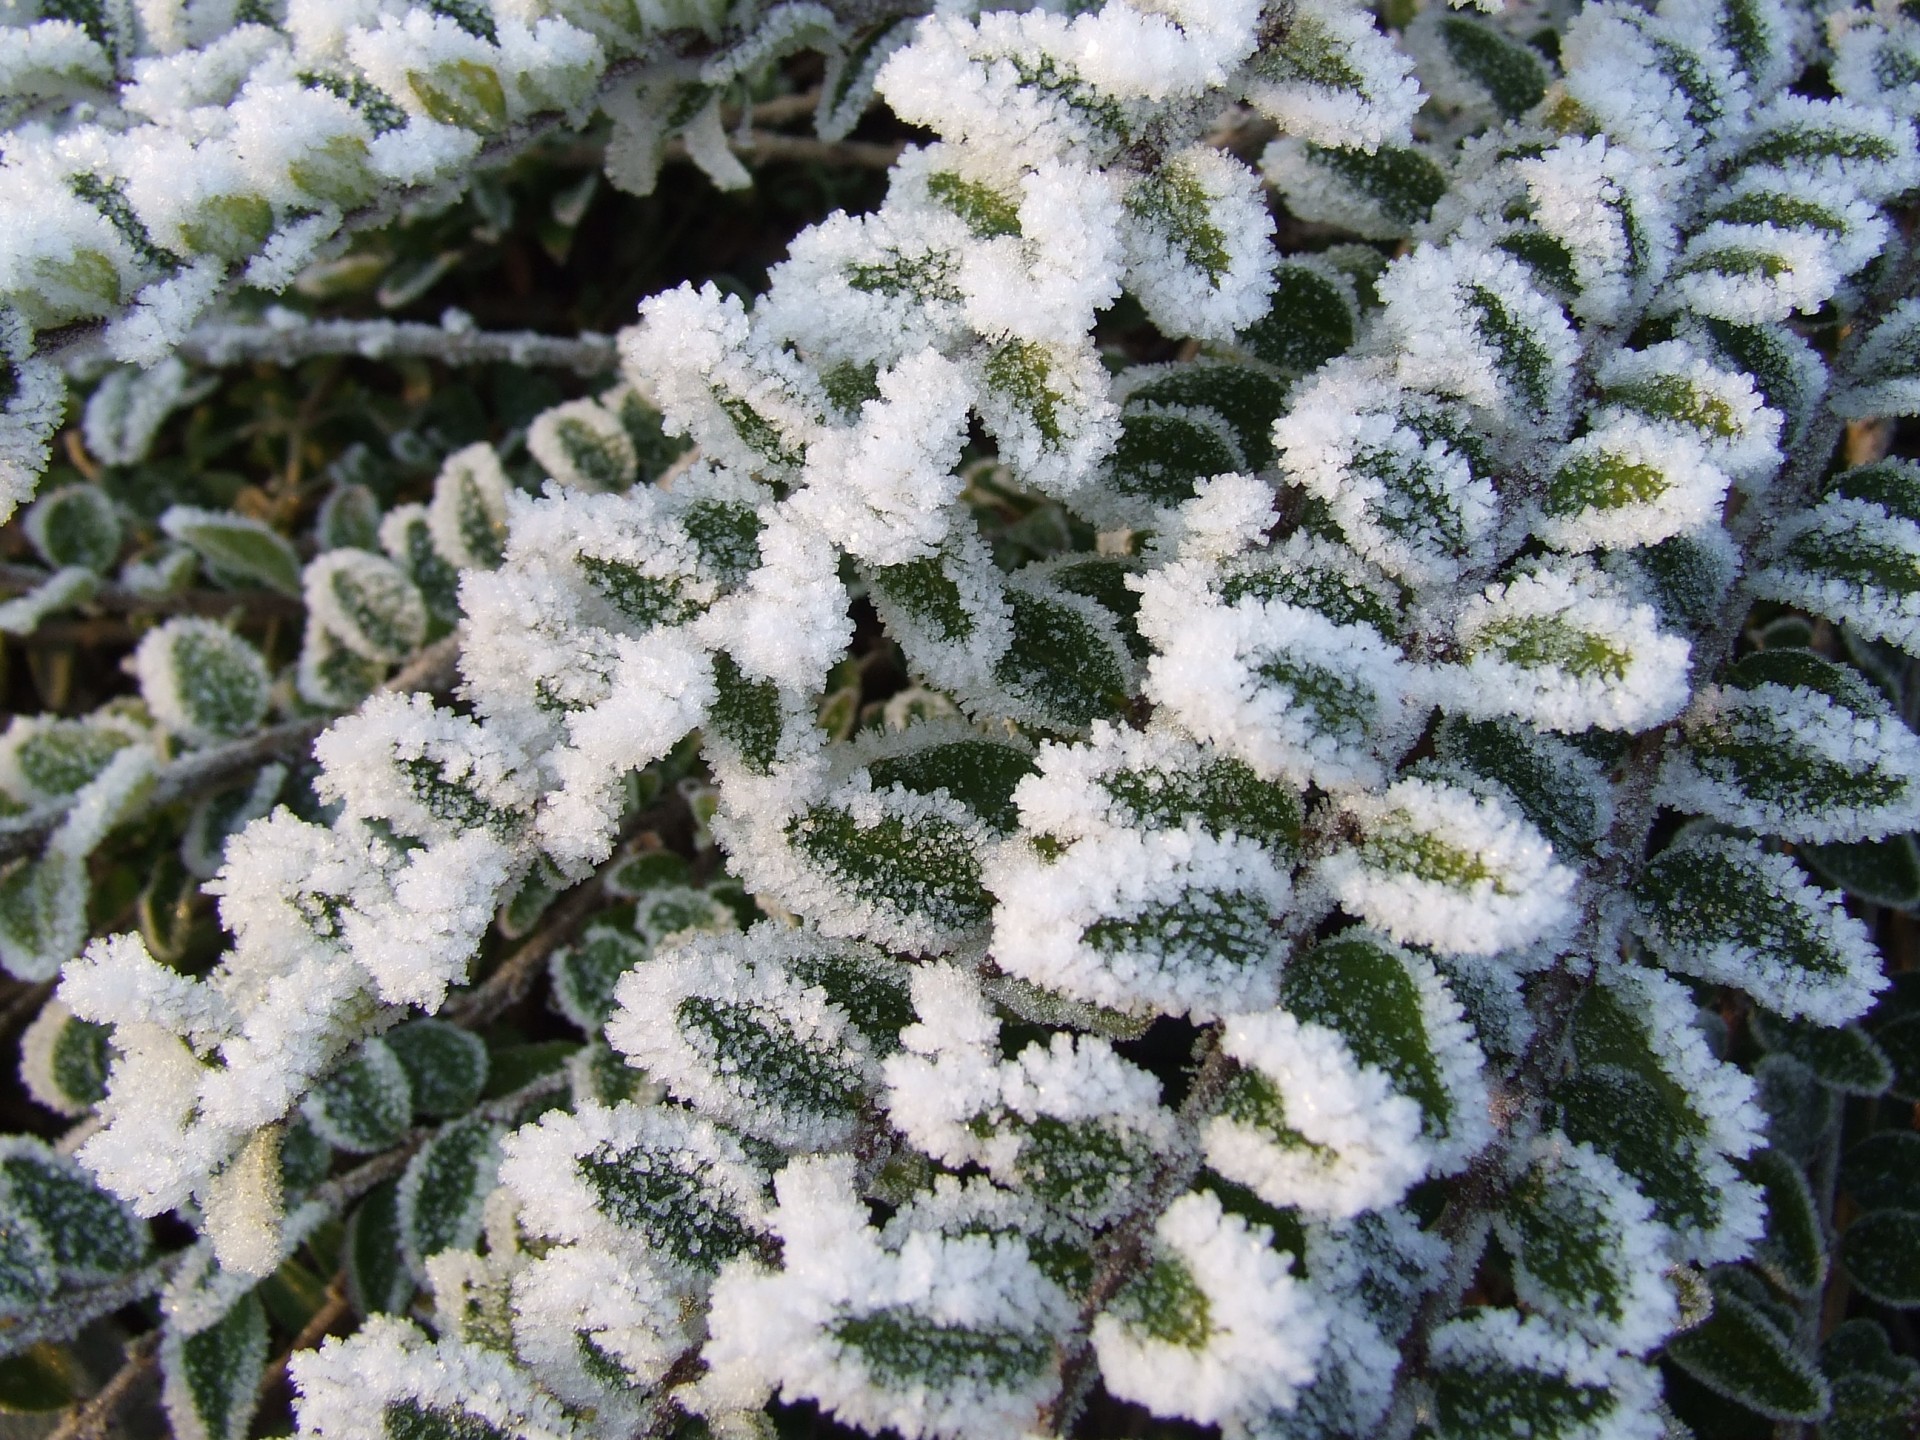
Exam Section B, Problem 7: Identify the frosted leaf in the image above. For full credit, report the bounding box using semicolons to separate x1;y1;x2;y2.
1005;719;1303;855
1662;220;1849;325
1658;656;1920;842
428;443;511;570
161;1287;268;1440
18;999;111;1118
605;926;891;1151
627;283;828;480
497;1100;770;1273
968;337;1120;504
396;1117;502;1279
1495;1135;1681;1355
700;1155;1073;1440
0;316;65;528
1403;9;1550;122
1272;358;1497;586
0;1135;148;1285
25;483;122;573
509;1242;690;1420
1592;340;1782;489
1755;495;1920;652
1091;1189;1326;1426
1315;777;1577;957
1261;136;1449;240
0;566;101;635
866;528;1016;713
134;618;271;746
1276;929;1493;1174
527;397;638;492
1535;415;1731;554
1441;563;1693;733
1836;298;1920;418
1428;1309;1665;1440
292;1315;580;1440
303;1037;412;1153
1736;93;1920;203
1632;831;1886;1024
1559;2;1748;167
1372;242;1578;437
1203;1007;1430;1219
785;347;972;567
1241;0;1424;152
1136;560;1418;791
985;824;1292;1020
1120;143;1276;341
385;1019;488;1118
160;505;302;596
0;714;140;806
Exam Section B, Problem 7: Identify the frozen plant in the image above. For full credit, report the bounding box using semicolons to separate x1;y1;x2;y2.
3;0;1920;1432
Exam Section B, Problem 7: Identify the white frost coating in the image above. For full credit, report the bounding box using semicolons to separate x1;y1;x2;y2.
1658;677;1920;842
985;824;1291;1019
84;358;204;467
1136;563;1417;791
1593;340;1783;488
1120;144;1276;340
1205;1007;1430;1219
1273;358;1496;585
1536;416;1731;554
1443;563;1693;733
880;964;1006;1170
1662;222;1845;325
134;618;271;746
510;1242;691;1415
1428;1309;1665;1440
1632;831;1886;1025
1241;0;1423;152
605;927;883;1151
700;1156;1074;1440
428;442;511;571
526;397;636;492
699;508;851;695
960;158;1126;347
1316;778;1576;957
1497;1134;1681;1356
1091;1190;1326;1426
315;692;536;841
1754;496;1920;651
1372;241;1578;434
292;1316;580;1440
1839;298;1920;418
497;1100;770;1262
787;348;972;566
0;566;99;636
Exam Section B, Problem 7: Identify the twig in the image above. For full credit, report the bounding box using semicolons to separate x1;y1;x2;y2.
0;632;462;865
0;564;304;622
254;1280;349;1406
44;1332;159;1440
0;1258;177;1361
58;319;622;379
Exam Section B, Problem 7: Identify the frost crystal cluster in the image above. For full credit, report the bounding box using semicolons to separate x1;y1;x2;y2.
5;0;1920;1430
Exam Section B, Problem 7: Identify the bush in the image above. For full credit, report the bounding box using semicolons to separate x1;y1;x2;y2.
3;0;1920;1434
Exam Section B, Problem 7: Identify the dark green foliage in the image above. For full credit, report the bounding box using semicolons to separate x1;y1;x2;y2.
1120;364;1290;469
385;1400;510;1440
346;1180;416;1316
399;1118;501;1273
708;652;783;773
1745;1148;1826;1297
1752;1012;1892;1096
1799;834;1920;909
788;803;990;932
995;588;1131;729
866;738;1036;832
307;1041;413;1153
1236;264;1357;377
830;1308;1052;1390
578;1144;762;1270
1841;1131;1920;1212
1843;1211;1920;1307
168;1294;268;1440
1667;1274;1831;1420
1438;16;1551;115
1101;756;1303;856
384;1021;489;1119
1302;144;1448;229
0;1149;144;1281
1281;932;1451;1130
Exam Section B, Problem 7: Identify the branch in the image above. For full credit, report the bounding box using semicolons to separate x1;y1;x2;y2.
0;631;462;865
59;316;622;379
43;1333;159;1440
0;563;304;621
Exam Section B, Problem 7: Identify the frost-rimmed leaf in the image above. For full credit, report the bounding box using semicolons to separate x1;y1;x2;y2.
305;1039;413;1154
1667;1271;1831;1419
344;1179;414;1317
1632;831;1886;1024
1752;1010;1893;1096
1428;1310;1663;1440
162;1290;268;1440
396;1117;502;1279
24;485;120;574
159;507;301;596
134;619;271;747
1746;1146;1826;1298
1844;1210;1920;1307
383;1021;488;1120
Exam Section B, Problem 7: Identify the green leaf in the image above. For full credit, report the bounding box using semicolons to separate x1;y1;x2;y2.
553;922;650;1032
995;586;1131;730
1841;1131;1920;1212
397;1117;501;1277
1667;1275;1830;1420
146;621;271;743
406;59;507;130
1871;1013;1920;1102
576;1141;762;1272
1438;16;1550;115
384;1399;511;1440
1819;1320;1920;1440
1236;264;1356;378
1433;718;1606;854
787;800;990;937
318;482;383;553
345;1179;415;1316
1843;1209;1920;1307
306;1039;413;1153
1101;754;1303;857
866;737;1035;833
829;1307;1052;1391
161;508;301;596
1751;1012;1892;1096
162;1292;268;1440
1745;1148;1826;1297
384;1021;488;1119
1107;405;1242;506
707;651;783;773
1800;834;1920;908
24;486;120;573
1122;363;1290;470
1126;155;1233;285
0;1142;145;1282
1302;144;1448;231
